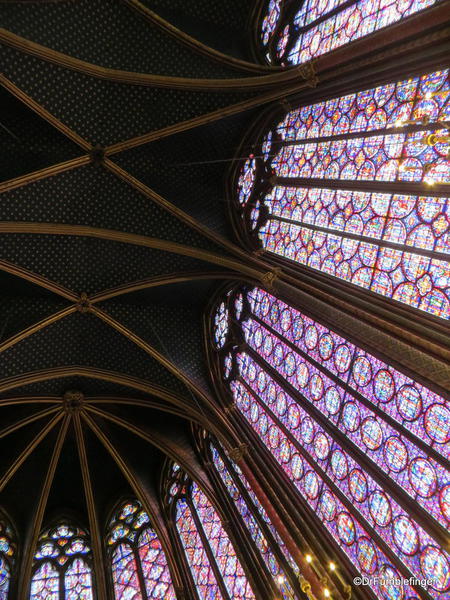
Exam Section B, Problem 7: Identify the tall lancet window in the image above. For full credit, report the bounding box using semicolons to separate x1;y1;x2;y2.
108;499;176;600
208;441;301;599
167;464;257;600
0;517;15;600
237;68;450;319
30;523;93;600
259;0;438;64
211;287;450;599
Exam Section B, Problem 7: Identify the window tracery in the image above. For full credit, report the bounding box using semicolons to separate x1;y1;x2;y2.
208;441;301;599
107;499;176;600
211;286;450;599
260;0;439;64
30;523;93;600
166;464;257;600
236;68;450;319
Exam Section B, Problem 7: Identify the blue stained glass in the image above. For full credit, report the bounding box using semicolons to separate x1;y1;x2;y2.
210;445;297;599
242;69;450;320
109;500;175;600
213;286;450;597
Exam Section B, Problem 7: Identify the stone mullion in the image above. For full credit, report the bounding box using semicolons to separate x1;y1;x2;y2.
202;449;282;600
187;499;233;600
235;377;433;600
214;443;306;599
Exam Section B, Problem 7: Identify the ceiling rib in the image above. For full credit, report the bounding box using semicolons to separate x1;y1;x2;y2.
0;305;77;354
0;156;91;193
19;414;70;600
0;222;269;281
0;405;60;440
0;412;64;494
0;28;311;91
0;259;79;301
120;0;277;74
89;272;240;303
1;74;92;151
73;413;108;600
80;409;183;588
0;397;62;407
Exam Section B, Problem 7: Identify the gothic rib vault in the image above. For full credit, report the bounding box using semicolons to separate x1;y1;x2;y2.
0;1;449;599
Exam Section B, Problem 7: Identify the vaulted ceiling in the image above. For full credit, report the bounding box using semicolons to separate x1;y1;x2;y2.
0;0;283;554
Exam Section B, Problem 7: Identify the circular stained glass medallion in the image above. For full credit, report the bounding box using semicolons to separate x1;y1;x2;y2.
384;436;408;472
424;404;450;444
369;491;392;527
392;516;419;556
420;546;450;592
336;512;356;546
357;537;378;574
409;458;437;498
397;385;423;421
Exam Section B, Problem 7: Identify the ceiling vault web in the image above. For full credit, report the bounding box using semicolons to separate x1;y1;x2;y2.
0;411;64;494
119;0;275;74
0;260;79;300
0;405;61;440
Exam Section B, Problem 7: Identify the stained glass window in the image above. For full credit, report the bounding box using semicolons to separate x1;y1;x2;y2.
30;523;93;600
209;442;301;599
212;287;450;598
108;499;176;600
169;463;257;600
237;68;450;319
260;0;438;64
0;518;14;600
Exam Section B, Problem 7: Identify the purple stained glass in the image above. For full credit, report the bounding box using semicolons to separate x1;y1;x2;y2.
243;69;450;319
30;563;59;600
139;529;176;600
176;499;225;600
32;523;94;600
112;545;142;600
0;559;9;600
191;483;257;600
235;351;448;588
210;445;297;599
261;0;438;64
213;286;450;597
231;380;422;599
65;559;93;600
110;500;175;600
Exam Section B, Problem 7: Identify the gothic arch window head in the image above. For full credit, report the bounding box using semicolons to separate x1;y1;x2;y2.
210;286;450;598
0;516;15;600
235;68;450;319
107;499;176;600
259;0;439;65
30;523;93;600
166;463;257;600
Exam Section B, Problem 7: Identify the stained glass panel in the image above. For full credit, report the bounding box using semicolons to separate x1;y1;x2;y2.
261;0;438;64
0;559;9;600
109;500;175;600
31;523;94;600
243;69;450;319
139;529;176;600
65;559;93;600
30;563;59;600
210;445;297;599
191;483;257;600
112;544;142;600
0;521;13;600
176;498;225;600
213;287;450;598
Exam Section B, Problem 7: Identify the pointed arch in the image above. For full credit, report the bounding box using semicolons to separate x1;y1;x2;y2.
107;499;176;600
208;284;450;599
30;523;94;600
